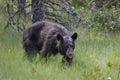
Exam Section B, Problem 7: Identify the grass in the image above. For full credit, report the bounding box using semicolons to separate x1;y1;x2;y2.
0;27;120;80
0;1;120;79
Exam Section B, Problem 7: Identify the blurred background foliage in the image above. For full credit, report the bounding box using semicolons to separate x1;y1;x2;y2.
71;0;120;32
0;0;120;32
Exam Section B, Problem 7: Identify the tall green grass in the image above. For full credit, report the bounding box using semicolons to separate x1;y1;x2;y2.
0;28;120;80
0;0;120;79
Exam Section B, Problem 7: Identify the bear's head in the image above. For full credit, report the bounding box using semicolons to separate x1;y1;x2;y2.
57;32;78;63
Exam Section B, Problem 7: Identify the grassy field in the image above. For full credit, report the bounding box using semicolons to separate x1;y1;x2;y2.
0;23;120;80
0;1;120;80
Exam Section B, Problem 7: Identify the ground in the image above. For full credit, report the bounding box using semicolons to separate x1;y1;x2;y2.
0;1;120;79
0;27;120;80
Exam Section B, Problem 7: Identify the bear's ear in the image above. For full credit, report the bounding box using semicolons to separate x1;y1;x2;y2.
71;32;78;40
57;34;63;41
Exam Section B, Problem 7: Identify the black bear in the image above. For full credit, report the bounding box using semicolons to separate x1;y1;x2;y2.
22;21;77;63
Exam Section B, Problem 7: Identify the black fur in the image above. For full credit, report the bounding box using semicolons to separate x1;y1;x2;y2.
22;21;77;63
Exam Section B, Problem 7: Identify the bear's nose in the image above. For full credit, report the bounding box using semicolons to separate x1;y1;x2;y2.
66;47;73;58
68;53;73;58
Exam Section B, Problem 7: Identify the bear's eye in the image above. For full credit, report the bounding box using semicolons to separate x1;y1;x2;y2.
63;45;69;51
65;45;73;50
69;45;74;48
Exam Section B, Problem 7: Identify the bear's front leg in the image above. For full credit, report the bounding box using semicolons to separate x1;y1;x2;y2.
39;37;51;57
40;49;48;57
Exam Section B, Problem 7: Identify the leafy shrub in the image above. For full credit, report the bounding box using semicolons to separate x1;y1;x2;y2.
89;7;120;32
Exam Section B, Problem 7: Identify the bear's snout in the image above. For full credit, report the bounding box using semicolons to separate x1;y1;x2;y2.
67;53;73;58
66;47;73;59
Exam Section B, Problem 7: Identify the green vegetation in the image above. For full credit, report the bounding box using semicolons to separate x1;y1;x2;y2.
0;0;120;80
0;23;120;80
73;0;120;32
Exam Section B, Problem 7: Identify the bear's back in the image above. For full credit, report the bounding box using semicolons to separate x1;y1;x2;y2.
40;21;71;36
